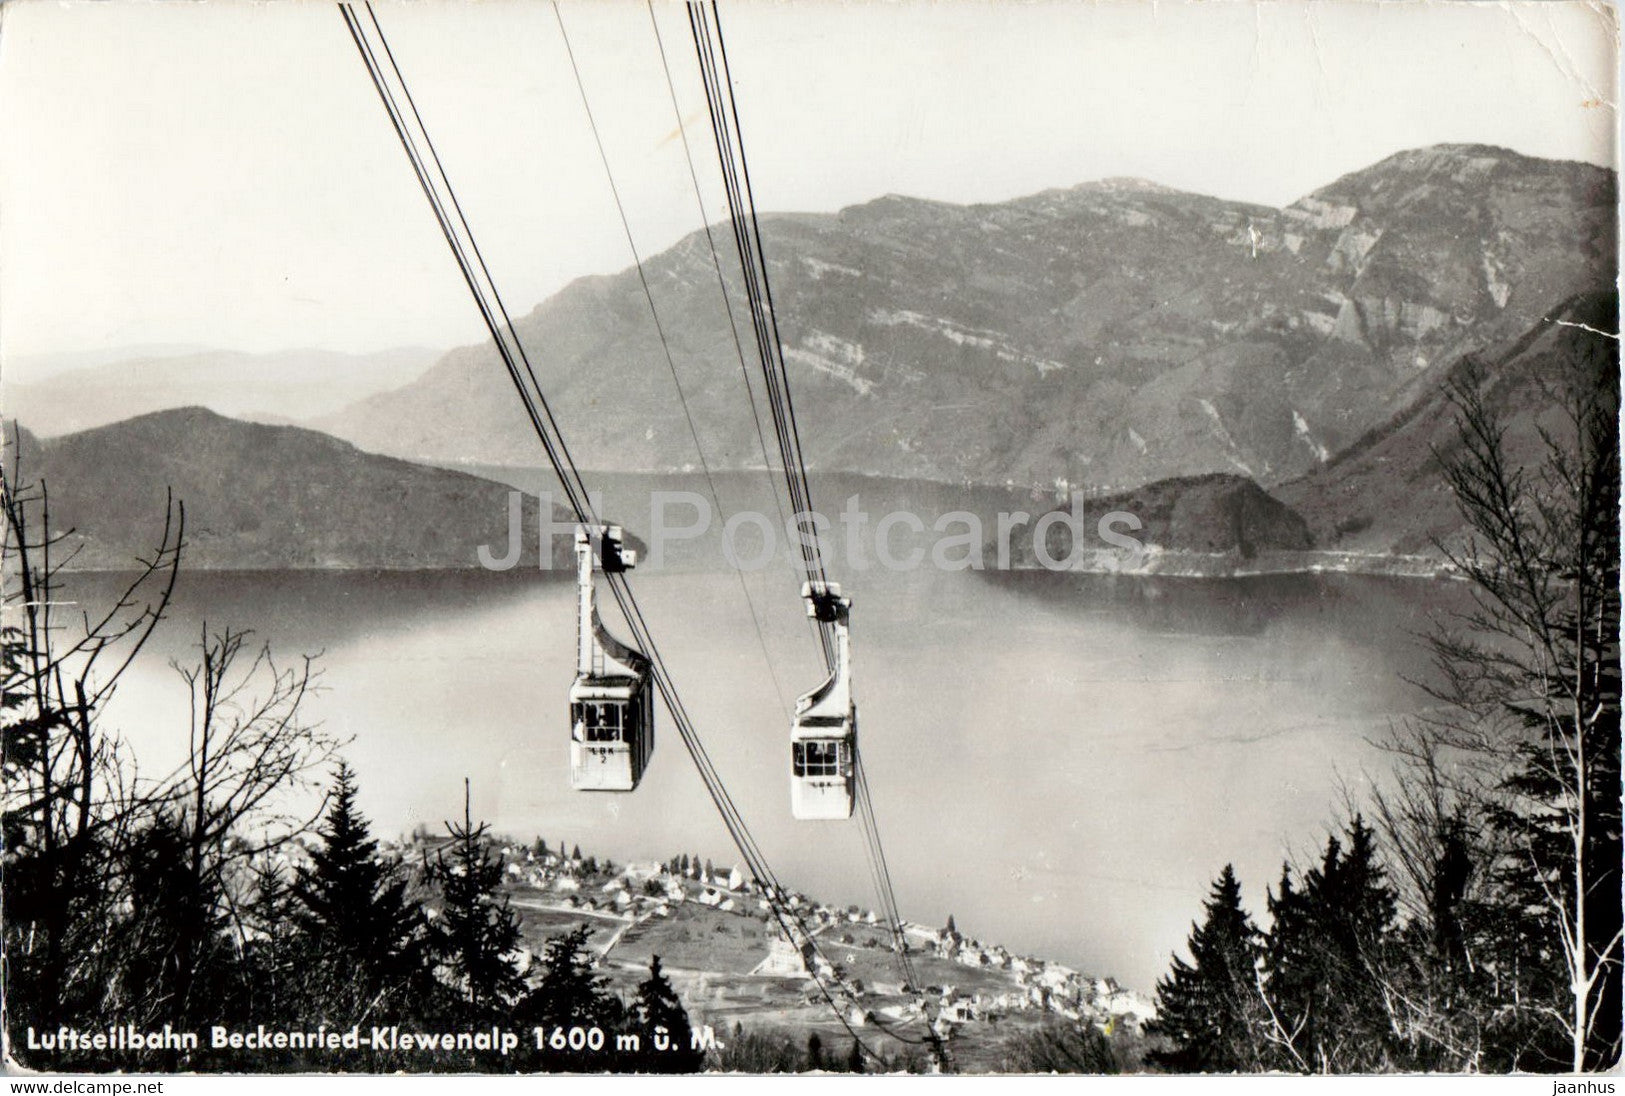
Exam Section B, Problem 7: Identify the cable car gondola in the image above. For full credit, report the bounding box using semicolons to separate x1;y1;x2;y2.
791;582;855;820
570;525;653;791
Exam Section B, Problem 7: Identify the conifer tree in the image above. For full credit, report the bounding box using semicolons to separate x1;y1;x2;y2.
426;781;524;1019
1148;864;1266;1072
291;762;427;1017
1314;818;1397;1069
846;1038;865;1073
629;956;702;1072
1262;818;1398;1072
522;925;624;1069
117;809;230;1049
240;855;306;1027
1260;863;1315;1070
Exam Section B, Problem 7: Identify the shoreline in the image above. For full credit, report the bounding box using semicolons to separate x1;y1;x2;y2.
52;550;1460;581
992;548;1460;581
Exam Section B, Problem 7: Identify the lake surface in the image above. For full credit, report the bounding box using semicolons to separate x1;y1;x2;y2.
71;551;1467;993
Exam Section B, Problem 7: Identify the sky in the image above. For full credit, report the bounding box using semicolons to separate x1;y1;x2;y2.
1;0;1617;363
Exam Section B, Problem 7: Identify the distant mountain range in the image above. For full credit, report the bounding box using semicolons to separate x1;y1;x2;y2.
6;284;1615;574
6;346;438;437
308;144;1612;494
3;144;1614;572
6;409;574;571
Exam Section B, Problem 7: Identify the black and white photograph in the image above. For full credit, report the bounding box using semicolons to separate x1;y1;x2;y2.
1;0;1619;1079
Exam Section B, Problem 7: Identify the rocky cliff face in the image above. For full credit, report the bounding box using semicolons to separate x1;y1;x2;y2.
315;144;1613;493
1274;291;1620;556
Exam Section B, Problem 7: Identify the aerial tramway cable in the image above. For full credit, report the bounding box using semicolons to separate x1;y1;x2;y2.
684;1;836;670
674;1;941;1058
640;0;835;675
681;0;918;973
657;0;928;1008
549;0;792;720
338;2;939;1065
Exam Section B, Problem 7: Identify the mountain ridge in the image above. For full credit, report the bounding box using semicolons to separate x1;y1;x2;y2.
309;143;1614;494
5;408;582;572
6;346;440;438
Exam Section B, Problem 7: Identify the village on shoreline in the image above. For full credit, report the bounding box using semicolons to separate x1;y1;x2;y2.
336;831;1158;1069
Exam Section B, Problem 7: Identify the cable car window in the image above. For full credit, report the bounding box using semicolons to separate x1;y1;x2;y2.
794;740;846;777
575;701;624;743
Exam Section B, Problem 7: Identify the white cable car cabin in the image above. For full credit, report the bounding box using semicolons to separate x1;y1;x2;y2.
791;582;856;821
569;525;653;792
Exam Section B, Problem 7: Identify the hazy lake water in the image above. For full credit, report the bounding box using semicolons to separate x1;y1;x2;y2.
72;548;1468;993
